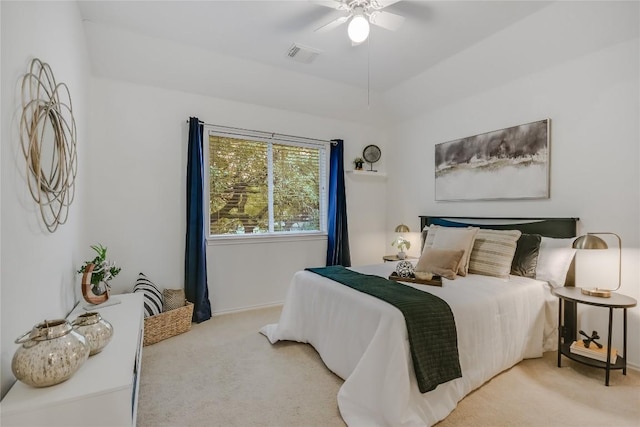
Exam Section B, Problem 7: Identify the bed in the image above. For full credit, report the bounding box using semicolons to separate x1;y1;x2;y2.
261;216;578;426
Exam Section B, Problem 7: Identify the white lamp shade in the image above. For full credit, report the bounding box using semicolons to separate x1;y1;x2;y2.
348;15;370;43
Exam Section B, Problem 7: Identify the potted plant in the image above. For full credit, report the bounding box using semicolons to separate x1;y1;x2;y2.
353;157;364;170
77;244;121;304
391;236;411;259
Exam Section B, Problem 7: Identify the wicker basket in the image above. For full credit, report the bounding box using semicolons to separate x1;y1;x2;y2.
143;302;193;346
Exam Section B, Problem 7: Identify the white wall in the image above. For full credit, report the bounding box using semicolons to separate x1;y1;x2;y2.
0;1;90;398
384;2;639;366
86;78;387;314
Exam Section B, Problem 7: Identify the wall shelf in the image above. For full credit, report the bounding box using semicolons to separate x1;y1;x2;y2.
347;170;387;178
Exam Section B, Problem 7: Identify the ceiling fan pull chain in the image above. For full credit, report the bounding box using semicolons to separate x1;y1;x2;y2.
367;35;371;109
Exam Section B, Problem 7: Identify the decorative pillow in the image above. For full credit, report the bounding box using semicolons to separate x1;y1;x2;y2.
535;237;577;287
468;229;522;278
425;225;479;276
163;288;186;312
415;248;465;280
420;226;429;252
422;226;435;251
511;234;542;278
133;273;164;317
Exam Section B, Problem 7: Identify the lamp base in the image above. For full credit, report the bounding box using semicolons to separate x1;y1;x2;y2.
581;288;612;298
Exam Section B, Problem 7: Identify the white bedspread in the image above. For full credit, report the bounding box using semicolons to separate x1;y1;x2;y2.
261;262;553;426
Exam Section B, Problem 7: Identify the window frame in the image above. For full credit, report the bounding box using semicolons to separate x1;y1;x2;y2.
203;126;330;243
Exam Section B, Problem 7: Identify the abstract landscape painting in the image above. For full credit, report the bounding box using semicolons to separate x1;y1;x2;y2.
435;119;550;201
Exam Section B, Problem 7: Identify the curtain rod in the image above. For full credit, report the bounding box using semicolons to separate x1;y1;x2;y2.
186;119;337;145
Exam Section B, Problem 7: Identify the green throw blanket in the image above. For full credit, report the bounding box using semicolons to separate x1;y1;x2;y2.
306;265;462;393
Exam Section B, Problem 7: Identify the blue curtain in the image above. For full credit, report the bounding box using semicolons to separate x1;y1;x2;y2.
326;139;351;267
185;117;212;323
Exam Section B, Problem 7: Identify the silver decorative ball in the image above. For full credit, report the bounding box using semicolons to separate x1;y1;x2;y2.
396;260;414;278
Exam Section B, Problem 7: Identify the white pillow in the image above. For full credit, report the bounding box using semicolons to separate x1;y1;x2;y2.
426;225;479;276
420;226;430;251
535;237;577;287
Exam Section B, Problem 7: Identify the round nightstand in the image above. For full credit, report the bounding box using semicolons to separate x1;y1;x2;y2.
552;286;637;385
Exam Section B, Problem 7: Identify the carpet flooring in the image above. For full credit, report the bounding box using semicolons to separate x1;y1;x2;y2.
137;305;640;426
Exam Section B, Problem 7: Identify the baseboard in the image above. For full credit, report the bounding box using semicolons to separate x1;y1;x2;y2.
212;301;284;316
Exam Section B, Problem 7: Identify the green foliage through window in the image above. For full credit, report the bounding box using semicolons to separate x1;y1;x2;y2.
207;132;327;236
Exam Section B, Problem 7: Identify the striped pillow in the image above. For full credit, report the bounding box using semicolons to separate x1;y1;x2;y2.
469;229;522;279
134;273;164;317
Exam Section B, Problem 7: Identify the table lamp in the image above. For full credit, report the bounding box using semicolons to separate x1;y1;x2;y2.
394;224;410;233
392;224;411;259
572;232;621;298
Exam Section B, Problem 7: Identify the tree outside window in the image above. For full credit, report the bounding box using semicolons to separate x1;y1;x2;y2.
208;133;326;236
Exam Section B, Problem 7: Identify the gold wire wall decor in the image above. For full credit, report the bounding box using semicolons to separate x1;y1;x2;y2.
20;58;77;232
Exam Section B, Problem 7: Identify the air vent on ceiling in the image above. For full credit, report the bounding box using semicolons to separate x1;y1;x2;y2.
286;43;321;64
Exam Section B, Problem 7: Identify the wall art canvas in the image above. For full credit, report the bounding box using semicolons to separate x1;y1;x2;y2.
435;119;550;201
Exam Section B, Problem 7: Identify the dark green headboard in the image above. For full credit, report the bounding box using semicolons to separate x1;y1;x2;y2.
419;216;578;238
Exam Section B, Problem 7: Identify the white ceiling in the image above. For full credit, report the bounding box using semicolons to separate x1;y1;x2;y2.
78;0;568;124
79;0;552;91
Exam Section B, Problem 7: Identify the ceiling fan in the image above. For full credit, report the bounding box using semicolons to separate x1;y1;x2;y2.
313;0;405;44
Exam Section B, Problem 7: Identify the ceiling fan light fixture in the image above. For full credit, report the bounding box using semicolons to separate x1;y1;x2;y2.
348;14;370;43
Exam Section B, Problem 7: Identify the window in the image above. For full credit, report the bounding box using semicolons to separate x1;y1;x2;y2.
205;128;328;238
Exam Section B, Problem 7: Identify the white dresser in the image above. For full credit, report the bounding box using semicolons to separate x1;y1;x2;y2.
1;293;144;427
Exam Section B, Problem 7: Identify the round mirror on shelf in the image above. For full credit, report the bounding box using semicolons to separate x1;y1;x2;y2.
362;144;381;172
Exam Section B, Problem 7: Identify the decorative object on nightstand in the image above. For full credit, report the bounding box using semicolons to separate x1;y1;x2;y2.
569;330;617;363
392;224;411;259
579;329;602;349
12;319;90;387
77;244;121;305
572;232;621;297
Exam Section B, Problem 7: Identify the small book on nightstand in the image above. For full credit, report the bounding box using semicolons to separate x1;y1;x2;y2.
570;340;617;363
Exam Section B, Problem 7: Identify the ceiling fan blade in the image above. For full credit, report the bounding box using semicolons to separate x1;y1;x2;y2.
371;0;402;9
309;0;349;11
314;15;349;33
369;10;404;31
